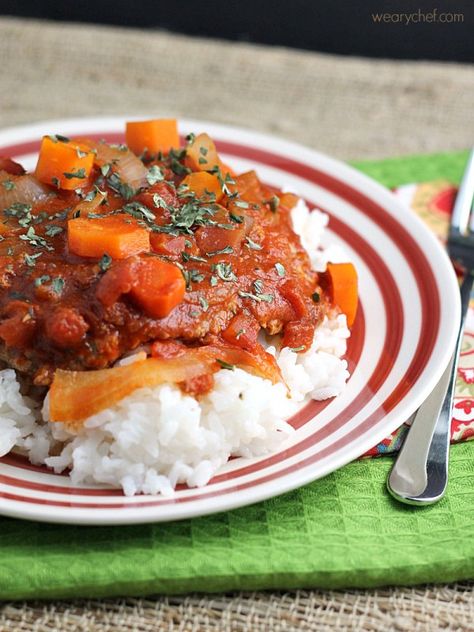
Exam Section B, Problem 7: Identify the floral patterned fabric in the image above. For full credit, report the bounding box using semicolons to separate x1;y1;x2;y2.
365;180;472;457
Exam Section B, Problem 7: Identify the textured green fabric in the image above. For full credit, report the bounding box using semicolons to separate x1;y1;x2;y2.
0;150;471;601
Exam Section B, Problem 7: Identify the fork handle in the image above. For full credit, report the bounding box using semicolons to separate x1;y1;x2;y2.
387;271;473;505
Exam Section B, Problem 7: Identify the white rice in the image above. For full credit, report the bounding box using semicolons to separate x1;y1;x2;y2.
0;200;351;496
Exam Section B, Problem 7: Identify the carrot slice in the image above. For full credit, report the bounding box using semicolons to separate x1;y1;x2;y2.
326;262;358;327
184;133;217;170
129;257;186;318
180;171;223;201
35;136;94;190
68;215;150;259
125;119;179;155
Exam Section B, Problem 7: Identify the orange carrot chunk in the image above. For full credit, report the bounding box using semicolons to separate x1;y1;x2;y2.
68;215;150;259
180;171;223;201
326;262;358;327
185;133;236;178
35;136;94;190
129;257;186;319
125;119;179;155
186;133;219;172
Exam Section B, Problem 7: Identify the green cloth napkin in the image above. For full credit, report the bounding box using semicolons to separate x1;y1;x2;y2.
0;150;471;601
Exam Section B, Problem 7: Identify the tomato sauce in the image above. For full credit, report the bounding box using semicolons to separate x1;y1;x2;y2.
0;136;327;387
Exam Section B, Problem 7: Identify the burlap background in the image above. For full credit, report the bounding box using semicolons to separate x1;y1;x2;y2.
0;16;473;631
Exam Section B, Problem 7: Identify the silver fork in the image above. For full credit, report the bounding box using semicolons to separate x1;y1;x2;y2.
387;149;474;505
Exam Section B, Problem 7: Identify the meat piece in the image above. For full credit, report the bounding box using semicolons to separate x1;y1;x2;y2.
44;307;89;347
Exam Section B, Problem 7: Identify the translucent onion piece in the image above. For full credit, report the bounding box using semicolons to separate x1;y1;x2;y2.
72;190;107;216
0;171;52;210
49;353;214;425
90;142;148;190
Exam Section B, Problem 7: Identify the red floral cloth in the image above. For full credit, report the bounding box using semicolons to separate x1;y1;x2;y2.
365;180;472;457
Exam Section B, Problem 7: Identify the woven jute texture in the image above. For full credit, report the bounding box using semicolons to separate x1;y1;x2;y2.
2;586;474;631
0;15;474;631
0;17;473;161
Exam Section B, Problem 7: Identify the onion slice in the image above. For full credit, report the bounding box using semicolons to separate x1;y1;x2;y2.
86;141;148;190
0;171;52;210
71;190;107;216
49;353;214;426
49;343;281;426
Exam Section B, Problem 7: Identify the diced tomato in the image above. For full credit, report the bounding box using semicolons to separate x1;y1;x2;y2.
0;301;36;348
44;307;89;347
181;372;215;396
0;157;25;176
195;225;245;256
282;318;315;353
97;257;186;319
279;281;308;319
222;313;260;351
151;339;187;359
150;233;186;256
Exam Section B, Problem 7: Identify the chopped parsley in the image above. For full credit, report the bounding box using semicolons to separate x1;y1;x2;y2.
107;172;135;200
275;263;286;277
289;345;305;353
45;225;64;237
238;280;274;303
199;296;209;312
51;277;65;295
2;180;15;191
214;262;237;282
19;226;52;250
229;212;244;224
63;168;87;180
48;134;70;143
216;359;235;371
182;252;207;263
265;195;280;212
206;245;233;257
170;159;191;176
169;201;218;233
34;275;51;287
101;164;111;177
233;200;249;209
189;270;205;283
4;203;32;220
24;252;42;267
245;237;262;251
181;267;205;289
122;201;155;223
146;165;164;186
84;188;98;202
98;253;112;272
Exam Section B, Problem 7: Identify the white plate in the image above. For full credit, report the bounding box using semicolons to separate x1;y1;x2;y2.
0;117;460;524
